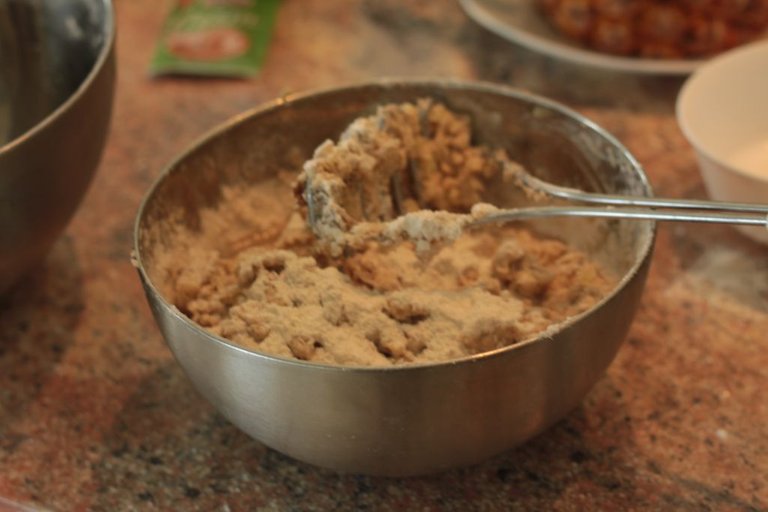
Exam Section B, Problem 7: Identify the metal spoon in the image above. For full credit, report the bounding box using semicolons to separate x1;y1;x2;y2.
301;163;768;246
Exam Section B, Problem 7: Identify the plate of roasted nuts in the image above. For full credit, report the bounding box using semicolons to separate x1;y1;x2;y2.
459;0;768;75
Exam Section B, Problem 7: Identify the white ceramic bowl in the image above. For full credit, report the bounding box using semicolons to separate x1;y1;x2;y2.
677;41;768;244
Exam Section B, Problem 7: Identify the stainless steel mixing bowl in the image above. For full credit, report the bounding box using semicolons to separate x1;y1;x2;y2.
134;81;656;476
0;0;115;293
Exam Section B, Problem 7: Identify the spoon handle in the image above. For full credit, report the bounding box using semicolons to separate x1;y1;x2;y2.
475;206;768;226
527;178;768;213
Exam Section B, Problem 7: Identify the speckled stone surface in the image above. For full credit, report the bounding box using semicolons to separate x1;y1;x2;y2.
0;1;766;510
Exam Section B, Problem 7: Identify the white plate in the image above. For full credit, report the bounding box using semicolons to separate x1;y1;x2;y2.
458;0;704;75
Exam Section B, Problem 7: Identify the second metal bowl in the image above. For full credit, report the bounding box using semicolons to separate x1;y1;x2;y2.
0;0;115;293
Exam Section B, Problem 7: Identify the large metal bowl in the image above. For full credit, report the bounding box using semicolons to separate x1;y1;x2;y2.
134;81;656;476
0;0;115;293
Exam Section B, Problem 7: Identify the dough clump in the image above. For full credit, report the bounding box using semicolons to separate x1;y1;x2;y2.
159;101;615;366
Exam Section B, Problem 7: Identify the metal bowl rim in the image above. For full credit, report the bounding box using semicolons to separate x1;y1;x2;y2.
0;0;116;156
134;78;657;373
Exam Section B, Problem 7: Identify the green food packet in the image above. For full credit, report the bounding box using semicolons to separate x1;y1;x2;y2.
150;0;280;78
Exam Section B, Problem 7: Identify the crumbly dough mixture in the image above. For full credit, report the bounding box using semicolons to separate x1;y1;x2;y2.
162;101;615;366
295;99;520;253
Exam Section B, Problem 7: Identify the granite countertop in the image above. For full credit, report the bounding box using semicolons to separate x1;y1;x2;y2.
0;1;766;510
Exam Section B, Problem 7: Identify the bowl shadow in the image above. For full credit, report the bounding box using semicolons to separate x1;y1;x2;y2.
90;364;655;510
0;236;84;439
